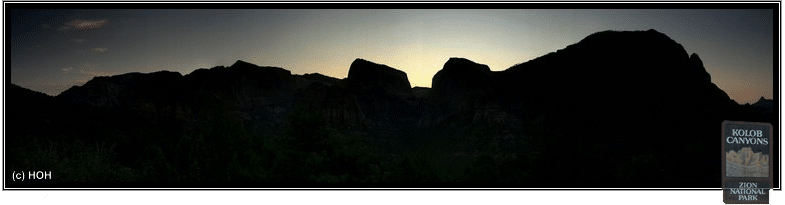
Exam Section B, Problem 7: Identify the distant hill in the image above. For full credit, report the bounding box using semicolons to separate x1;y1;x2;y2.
6;29;775;188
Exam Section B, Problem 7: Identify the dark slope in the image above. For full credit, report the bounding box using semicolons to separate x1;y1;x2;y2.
7;84;56;137
484;29;755;185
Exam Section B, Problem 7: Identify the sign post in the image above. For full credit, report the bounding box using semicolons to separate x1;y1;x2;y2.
722;120;773;204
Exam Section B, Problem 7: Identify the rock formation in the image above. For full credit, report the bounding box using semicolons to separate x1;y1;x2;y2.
344;58;418;129
346;58;412;97
726;147;769;177
431;58;496;112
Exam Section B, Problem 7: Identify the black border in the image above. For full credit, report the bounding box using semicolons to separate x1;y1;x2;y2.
2;2;782;191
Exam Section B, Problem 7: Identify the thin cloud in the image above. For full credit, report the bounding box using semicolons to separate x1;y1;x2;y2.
68;19;108;29
92;47;108;53
76;62;98;74
61;67;74;74
60;19;108;31
61;62;106;76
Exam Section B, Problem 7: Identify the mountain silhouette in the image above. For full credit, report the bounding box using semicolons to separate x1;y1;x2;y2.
6;29;775;188
487;29;748;183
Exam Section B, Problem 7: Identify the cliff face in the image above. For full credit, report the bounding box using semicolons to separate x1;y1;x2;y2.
347;58;412;97
8;29;774;187
431;58;496;112
344;59;419;129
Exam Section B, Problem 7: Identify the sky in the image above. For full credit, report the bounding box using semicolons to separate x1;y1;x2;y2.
9;9;775;104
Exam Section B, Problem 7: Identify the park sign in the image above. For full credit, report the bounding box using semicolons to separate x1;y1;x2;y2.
722;121;772;204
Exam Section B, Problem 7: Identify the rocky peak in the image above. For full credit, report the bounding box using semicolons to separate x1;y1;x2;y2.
755;96;772;104
180;61;294;111
346;58;412;96
229;60;258;69
502;29;720;101
752;96;773;120
225;60;292;77
752;96;773;111
440;57;492;74
431;57;496;111
578;29;685;53
432;58;494;92
689;53;712;83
